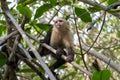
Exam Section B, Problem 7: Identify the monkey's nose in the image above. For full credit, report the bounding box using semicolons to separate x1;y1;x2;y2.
57;21;61;25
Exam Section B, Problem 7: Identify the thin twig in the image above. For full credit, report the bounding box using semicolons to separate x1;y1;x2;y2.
18;43;32;60
83;11;106;55
0;31;18;45
73;9;89;71
48;6;62;24
80;0;120;18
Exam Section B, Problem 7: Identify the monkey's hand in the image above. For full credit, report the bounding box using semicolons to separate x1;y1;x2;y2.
65;54;74;62
56;48;66;57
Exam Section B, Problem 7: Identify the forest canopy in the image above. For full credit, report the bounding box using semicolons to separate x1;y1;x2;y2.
0;0;120;80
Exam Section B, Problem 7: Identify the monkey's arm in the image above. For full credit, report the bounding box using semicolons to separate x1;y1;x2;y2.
41;31;52;44
63;36;74;62
38;30;52;56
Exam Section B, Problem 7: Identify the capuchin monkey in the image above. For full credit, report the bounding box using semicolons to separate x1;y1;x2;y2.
0;18;74;79
39;18;74;78
50;18;74;62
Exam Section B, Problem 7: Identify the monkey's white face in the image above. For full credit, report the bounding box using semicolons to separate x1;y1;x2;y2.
55;19;64;28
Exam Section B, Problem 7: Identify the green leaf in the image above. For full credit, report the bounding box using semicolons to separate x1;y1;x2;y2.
101;69;111;80
49;0;57;6
18;0;36;6
35;23;52;32
100;0;107;3
33;76;42;80
89;5;101;12
59;1;71;6
92;71;101;80
19;68;33;73
18;0;26;4
34;4;53;19
107;0;118;5
117;31;120;38
0;20;6;25
92;69;111;80
76;58;81;64
0;53;7;67
17;5;32;21
75;7;92;22
62;72;76;80
24;26;31;33
72;0;76;3
0;25;6;36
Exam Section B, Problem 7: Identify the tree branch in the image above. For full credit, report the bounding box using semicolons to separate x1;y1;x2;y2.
81;43;120;73
80;0;120;18
0;31;18;45
0;0;56;80
16;53;48;80
41;43;92;76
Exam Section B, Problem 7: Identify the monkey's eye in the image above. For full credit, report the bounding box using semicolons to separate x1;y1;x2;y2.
55;20;63;23
58;20;62;22
55;21;57;23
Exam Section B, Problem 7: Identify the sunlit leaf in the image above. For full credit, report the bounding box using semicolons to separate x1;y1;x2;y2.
117;31;120;38
72;0;76;3
92;71;101;80
17;5;32;21
101;69;111;80
18;0;26;4
33;76;42;80
49;0;57;6
35;23;52;32
75;7;92;22
100;0;107;3
92;69;111;80
34;4;53;19
88;5;101;12
107;0;118;5
62;72;76;80
0;25;6;36
18;0;36;6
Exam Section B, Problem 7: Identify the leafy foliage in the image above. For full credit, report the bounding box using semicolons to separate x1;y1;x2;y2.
0;0;120;80
107;0;119;5
34;3;53;19
75;7;92;22
35;23;52;32
88;5;101;13
17;5;32;22
0;53;7;67
92;69;111;80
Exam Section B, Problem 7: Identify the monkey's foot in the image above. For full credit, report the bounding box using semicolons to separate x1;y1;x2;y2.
56;48;66;57
65;54;74;62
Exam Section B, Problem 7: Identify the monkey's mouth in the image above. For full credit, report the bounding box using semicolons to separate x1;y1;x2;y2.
56;25;60;28
56;25;61;28
55;23;62;28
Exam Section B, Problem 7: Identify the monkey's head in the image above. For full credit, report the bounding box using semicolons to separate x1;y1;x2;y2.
54;18;69;30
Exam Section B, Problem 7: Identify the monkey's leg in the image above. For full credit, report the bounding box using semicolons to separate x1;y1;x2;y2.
50;48;68;70
50;57;66;80
50;58;66;70
48;49;66;80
